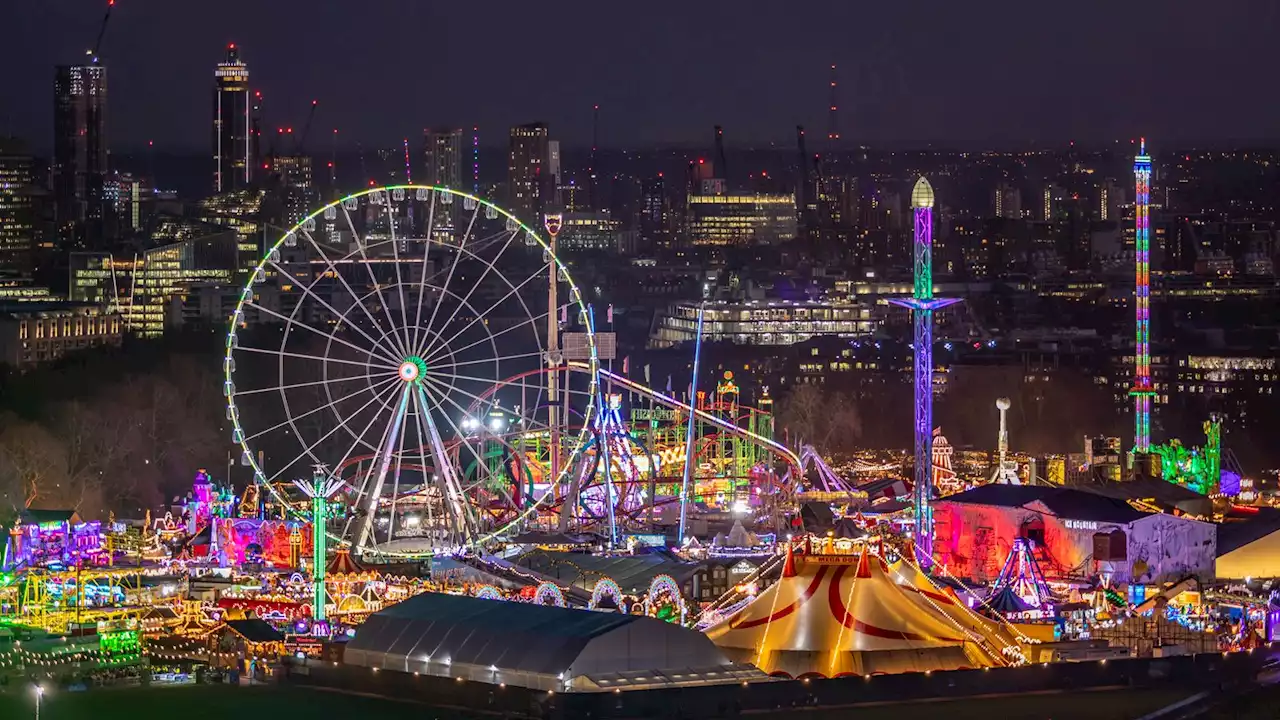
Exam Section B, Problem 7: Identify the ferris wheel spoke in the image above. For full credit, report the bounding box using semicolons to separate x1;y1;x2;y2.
426;309;549;367
418;200;481;357
291;229;406;360
412;386;476;542
340;383;407;543
381;192;416;358
233;344;398;372
419;227;521;360
430;348;548;375
269;259;395;363
263;376;404;486
342;203;410;359
242;298;400;368
243;373;401;445
408;191;438;356
326;373;404;502
232;372;387;397
419;384;493;536
422;262;549;365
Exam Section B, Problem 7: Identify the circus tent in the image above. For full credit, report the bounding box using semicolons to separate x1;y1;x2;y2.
705;540;1020;677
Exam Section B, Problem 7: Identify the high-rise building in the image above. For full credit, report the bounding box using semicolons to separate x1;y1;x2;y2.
53;64;109;243
639;175;669;250
424;128;463;189
993;183;1021;219
1098;178;1125;221
0;138;36;274
508;123;548;223
108;172;153;235
213;44;253;193
686;194;798;246
270;155;314;226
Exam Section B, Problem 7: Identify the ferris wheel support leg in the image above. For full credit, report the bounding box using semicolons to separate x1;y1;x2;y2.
355;388;411;555
416;386;474;546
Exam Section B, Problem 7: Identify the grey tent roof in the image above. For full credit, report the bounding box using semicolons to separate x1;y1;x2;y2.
514;551;695;595
348;593;656;676
940;485;1148;525
1217;508;1280;556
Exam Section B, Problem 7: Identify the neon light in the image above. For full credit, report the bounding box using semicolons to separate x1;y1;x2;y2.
292;467;343;622
887;177;959;564
585;365;801;470
678;303;706;545
474;584;503;601
532;581;566;607
224;185;600;558
644;574;686;623
589;577;623;611
1130;139;1153;452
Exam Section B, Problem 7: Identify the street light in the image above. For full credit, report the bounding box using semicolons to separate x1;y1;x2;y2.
33;685;43;720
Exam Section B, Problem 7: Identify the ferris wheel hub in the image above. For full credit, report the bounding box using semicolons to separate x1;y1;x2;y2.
398;356;428;384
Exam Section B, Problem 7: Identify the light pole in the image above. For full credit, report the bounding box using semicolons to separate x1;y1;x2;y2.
34;685;43;720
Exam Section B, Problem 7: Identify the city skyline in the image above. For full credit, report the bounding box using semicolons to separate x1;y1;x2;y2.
3;0;1278;153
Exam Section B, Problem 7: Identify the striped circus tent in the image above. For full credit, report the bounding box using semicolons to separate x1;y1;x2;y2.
706;540;1017;678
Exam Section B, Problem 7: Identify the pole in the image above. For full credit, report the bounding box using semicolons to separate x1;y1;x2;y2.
678;304;706;545
1131;140;1154;454
544;216;562;527
888;178;958;566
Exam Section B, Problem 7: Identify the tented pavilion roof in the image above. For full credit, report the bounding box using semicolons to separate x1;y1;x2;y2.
706;538;1021;678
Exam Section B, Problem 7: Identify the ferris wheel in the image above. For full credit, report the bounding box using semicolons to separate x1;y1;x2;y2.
223;185;599;557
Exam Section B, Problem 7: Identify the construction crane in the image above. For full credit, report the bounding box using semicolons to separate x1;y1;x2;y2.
295;100;319;155
796;125;811;226
88;0;117;64
713;125;728;183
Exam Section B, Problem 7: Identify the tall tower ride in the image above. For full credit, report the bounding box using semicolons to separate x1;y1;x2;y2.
1130;140;1153;453
213;43;253;193
889;177;959;562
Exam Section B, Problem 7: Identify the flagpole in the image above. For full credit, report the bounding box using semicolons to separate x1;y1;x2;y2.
678;303;706;545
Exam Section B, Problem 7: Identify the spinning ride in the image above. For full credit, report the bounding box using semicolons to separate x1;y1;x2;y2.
224;186;599;558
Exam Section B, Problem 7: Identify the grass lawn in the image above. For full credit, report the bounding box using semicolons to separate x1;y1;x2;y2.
749;688;1193;720
0;684;479;720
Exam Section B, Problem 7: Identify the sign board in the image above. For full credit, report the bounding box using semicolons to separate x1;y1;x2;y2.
631;408;680;422
563;332;616;361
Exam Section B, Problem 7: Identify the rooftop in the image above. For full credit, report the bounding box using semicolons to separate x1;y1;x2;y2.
939;485;1150;524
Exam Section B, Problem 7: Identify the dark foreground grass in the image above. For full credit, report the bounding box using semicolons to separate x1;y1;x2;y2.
0;682;1215;720
0;684;478;720
748;687;1192;720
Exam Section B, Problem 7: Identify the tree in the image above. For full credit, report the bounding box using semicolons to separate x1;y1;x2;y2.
776;383;863;454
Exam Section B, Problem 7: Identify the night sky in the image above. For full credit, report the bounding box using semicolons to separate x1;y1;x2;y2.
2;0;1276;152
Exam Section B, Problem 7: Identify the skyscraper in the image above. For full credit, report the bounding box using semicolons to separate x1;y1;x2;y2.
0;138;36;273
424;128;463;189
53;64;109;243
213;44;253;193
508;123;548;223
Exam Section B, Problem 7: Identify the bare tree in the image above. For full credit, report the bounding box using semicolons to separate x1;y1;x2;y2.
776;384;863;453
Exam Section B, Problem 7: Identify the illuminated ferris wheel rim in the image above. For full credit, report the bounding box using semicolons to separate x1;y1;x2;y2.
222;184;600;557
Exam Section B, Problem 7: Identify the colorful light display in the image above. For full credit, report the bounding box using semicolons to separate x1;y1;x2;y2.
589;577;624;611
1131;139;1154;452
532;581;567;607
888;177;959;562
293;465;343;622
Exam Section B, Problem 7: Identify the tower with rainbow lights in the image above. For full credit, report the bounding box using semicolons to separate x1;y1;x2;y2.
1130;140;1154;453
889;177;959;561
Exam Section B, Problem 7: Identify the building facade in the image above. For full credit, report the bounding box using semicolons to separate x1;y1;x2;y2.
213;44;253;193
686;194;797;246
0;303;122;368
53;64;109;241
0;139;36;273
507;123;548;224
